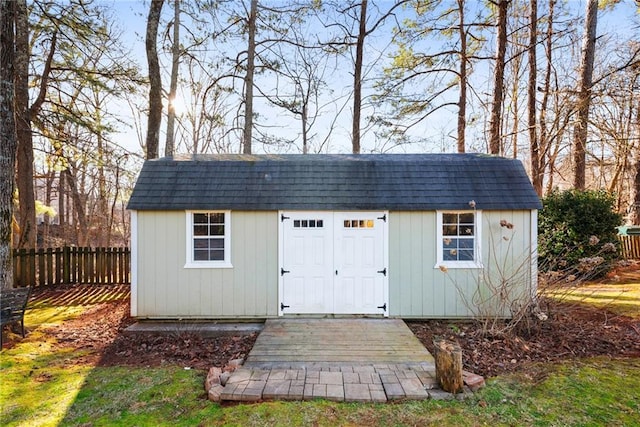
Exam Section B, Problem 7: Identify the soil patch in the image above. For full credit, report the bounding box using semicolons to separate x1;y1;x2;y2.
408;298;640;378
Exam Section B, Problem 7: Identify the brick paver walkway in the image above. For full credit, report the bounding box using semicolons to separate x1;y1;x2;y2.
218;319;473;402
220;363;469;402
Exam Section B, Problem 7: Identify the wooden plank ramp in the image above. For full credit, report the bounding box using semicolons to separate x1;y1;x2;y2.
244;318;434;369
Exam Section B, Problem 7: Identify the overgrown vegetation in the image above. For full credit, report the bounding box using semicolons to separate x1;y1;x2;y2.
538;189;622;278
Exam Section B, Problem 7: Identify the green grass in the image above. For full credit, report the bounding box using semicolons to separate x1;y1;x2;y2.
551;282;640;319
545;278;640;319
52;358;640;426
1;284;639;426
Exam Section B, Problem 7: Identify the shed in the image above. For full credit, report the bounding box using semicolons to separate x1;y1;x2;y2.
127;153;542;319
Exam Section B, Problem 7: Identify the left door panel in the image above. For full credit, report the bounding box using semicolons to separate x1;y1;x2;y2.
281;212;334;314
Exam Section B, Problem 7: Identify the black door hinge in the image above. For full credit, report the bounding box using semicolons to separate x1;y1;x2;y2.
377;214;387;222
377;268;387;276
377;303;387;311
280;267;290;276
281;214;290;222
281;303;290;310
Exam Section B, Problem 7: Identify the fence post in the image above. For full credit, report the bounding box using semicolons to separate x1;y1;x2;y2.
37;248;45;287
62;246;71;284
12;249;23;288
125;247;131;284
46;247;53;286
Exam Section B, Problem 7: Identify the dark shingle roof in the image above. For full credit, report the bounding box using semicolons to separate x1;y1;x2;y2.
127;153;542;211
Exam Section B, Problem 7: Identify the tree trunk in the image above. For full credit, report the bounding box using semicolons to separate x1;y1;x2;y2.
58;170;65;228
631;105;640;225
165;0;180;157
1;0;17;289
488;0;508;156
528;0;542;195
572;0;597;190
434;339;464;393
539;0;555;197
352;0;367;154
146;0;164;160
14;0;36;249
456;0;467;154
243;0;257;155
96;119;108;247
63;169;88;247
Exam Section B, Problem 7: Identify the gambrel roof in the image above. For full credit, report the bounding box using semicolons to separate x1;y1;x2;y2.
127;153;542;211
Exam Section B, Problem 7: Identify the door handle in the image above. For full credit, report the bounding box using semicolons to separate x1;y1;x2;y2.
377;268;387;276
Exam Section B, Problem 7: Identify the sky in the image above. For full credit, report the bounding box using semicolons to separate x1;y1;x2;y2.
101;0;640;158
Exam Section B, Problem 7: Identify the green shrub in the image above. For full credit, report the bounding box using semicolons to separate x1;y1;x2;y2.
538;190;622;278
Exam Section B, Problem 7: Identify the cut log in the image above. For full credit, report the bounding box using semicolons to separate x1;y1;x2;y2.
433;339;464;393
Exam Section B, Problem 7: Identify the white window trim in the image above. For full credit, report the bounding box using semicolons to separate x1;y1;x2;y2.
184;210;233;269
434;210;483;269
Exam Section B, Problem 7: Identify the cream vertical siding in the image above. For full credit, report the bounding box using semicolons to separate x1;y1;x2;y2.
389;210;535;318
134;211;279;318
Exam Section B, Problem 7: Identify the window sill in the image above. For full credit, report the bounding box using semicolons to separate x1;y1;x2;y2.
434;262;483;270
184;262;233;269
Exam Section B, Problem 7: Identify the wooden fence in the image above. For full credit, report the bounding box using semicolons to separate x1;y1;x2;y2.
13;247;130;288
618;235;640;260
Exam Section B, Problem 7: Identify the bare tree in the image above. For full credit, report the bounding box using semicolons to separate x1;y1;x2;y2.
146;0;164;160
165;0;180;157
351;0;367;154
374;0;489;153
456;0;469;153
242;0;257;154
572;0;597;190
527;0;541;194
632;144;640;225
1;0;17;289
488;0;509;155
14;0;56;249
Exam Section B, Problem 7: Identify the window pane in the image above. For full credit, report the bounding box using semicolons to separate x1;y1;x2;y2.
459;250;474;261
209;238;224;249
317;220;323;228
344;220;350;228
443;250;458;261
458;238;474;249
194;239;209;249
366;220;374;228
460;225;474;236
443;238;457;249
193;213;208;224
194;249;209;261
302;220;308;227
443;213;457;224
210;213;225;223
443;225;458;236
459;213;474;223
209;249;224;261
194;225;209;236
210;225;225;236
294;220;300;228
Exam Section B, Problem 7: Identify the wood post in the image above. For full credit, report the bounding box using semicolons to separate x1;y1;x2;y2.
434;339;464;394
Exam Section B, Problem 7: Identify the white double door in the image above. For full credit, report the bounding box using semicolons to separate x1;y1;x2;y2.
279;211;388;315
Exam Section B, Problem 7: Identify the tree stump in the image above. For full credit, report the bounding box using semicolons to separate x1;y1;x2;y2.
433;339;464;393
